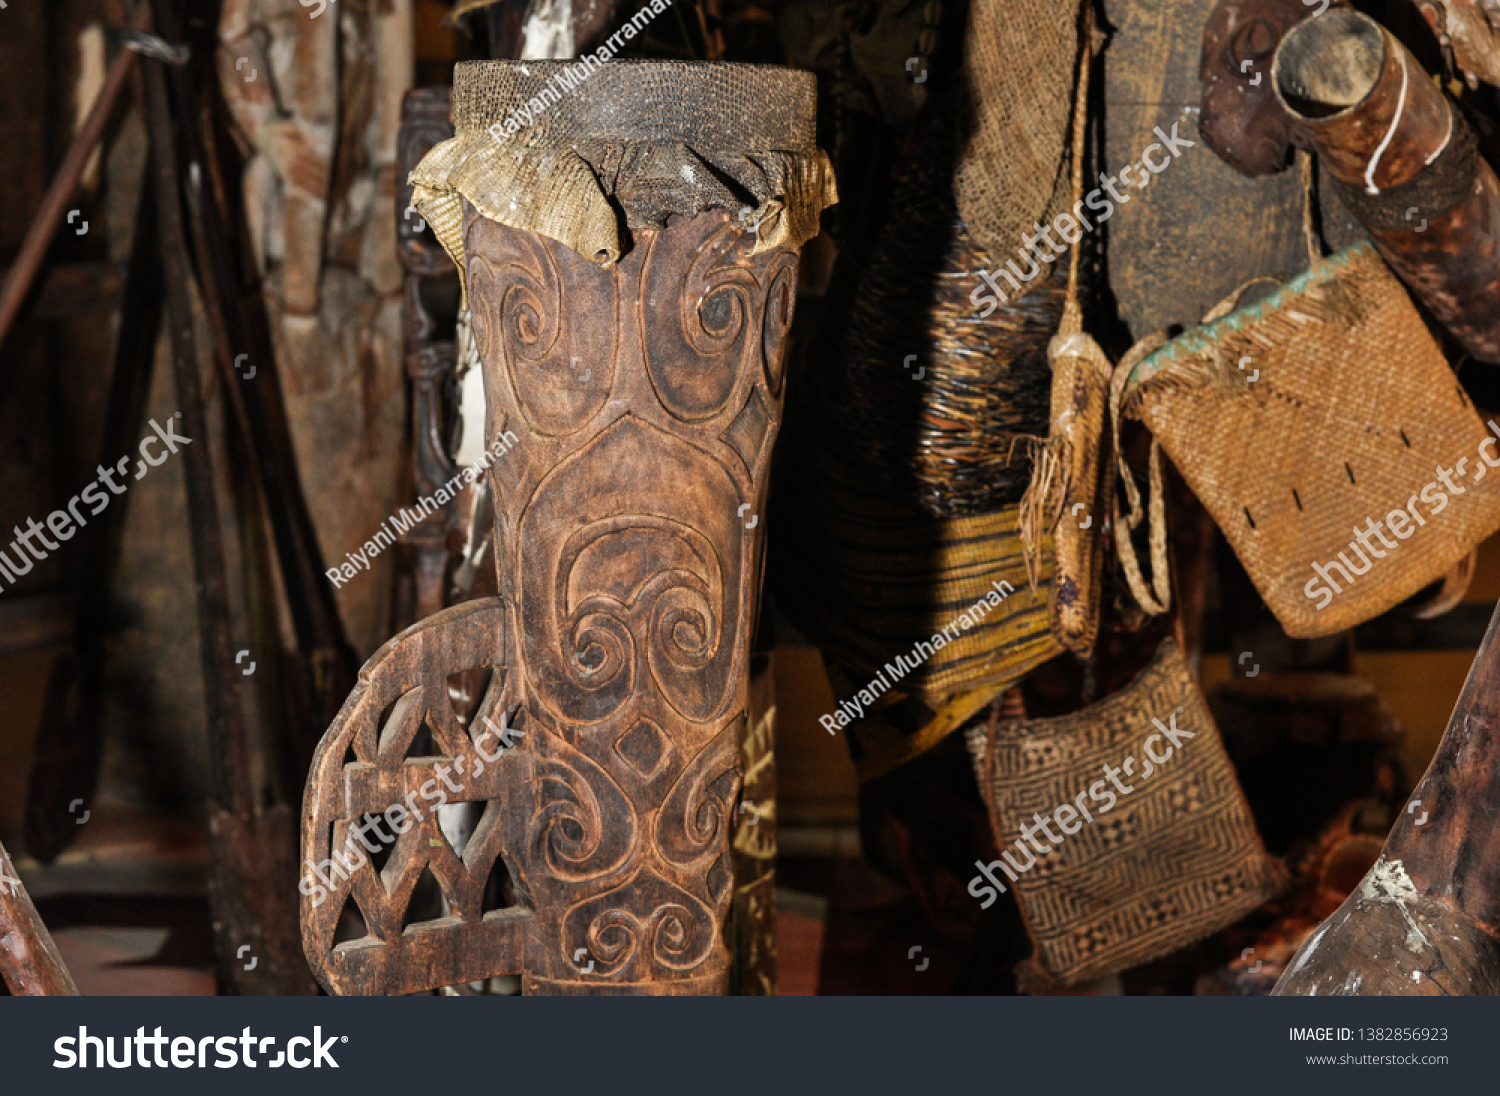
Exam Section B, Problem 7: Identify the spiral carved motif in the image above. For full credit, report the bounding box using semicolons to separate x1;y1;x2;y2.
474;207;797;994
532;744;634;882
298;206;801;996
469;227;616;438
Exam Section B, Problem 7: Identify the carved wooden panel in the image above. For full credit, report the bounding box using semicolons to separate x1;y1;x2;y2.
302;208;799;994
397;88;456;280
300;600;528;995
397;88;464;620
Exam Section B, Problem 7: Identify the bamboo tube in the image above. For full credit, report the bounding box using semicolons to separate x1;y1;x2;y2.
1273;9;1500;363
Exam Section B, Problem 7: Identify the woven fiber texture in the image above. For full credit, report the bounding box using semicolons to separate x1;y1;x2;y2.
1027;325;1111;654
965;639;1285;987
1121;242;1500;638
1019;9;1108;657
772;390;1063;782
768;80;1074;781
953;0;1080;266
409;61;837;293
835;121;1061;518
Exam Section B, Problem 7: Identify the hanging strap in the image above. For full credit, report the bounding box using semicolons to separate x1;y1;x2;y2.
1018;0;1097;583
1108;270;1268;617
1300;149;1324;266
1058;2;1093;337
1108;332;1170;614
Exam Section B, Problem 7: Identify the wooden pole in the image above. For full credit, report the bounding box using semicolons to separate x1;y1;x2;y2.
140;26;315;995
0;4;148;357
23;172;164;864
0;837;80;996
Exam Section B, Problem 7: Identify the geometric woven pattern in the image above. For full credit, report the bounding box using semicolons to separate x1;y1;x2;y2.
966;640;1285;986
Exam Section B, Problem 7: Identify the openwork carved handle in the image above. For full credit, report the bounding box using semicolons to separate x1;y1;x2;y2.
300;599;529;996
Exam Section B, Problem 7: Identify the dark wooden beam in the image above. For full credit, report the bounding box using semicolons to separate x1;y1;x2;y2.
0;262;126;319
0;591;79;655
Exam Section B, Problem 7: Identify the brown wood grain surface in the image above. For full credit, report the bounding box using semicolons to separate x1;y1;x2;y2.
1102;0;1311;339
1273;598;1500;994
302;209;799;994
0;837;79;996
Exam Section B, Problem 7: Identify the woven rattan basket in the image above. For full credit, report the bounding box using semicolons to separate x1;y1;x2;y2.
1117;241;1500;638
836;130;1061;520
773;7;1106;779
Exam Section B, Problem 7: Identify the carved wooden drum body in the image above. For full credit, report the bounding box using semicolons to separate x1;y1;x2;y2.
300;61;835;995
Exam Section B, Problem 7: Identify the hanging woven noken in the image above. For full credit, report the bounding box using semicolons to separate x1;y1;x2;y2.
808;0;1087;520
772;173;1067;777
966;639;1287;989
1111;158;1500;637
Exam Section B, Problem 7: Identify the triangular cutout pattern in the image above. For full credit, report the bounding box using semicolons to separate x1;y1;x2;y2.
446;667;494;728
332;891;371;947
401;864;448;930
481;851;518;914
377;690;429;763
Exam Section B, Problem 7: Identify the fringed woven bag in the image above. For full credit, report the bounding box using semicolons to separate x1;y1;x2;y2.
1112;222;1500;638
965;639;1286;988
1019;12;1111;657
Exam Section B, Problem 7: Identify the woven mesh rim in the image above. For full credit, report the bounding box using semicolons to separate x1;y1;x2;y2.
452;60;819;150
409;59;836;284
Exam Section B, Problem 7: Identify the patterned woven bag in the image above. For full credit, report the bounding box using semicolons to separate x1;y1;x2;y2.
965;639;1285;987
1113;237;1500;638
